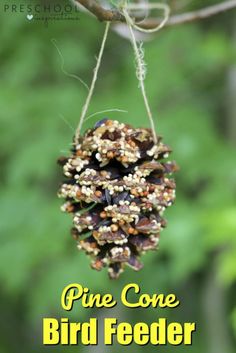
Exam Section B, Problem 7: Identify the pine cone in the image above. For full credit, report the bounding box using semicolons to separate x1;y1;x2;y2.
58;119;178;279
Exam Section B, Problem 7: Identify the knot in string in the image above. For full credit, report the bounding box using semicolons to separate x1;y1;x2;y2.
121;2;170;34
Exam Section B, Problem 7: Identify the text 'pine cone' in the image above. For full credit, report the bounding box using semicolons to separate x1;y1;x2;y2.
58;119;178;279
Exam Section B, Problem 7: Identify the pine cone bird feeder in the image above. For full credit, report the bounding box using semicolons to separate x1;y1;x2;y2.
58;119;178;279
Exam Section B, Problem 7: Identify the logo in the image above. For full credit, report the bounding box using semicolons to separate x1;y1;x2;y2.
26;14;33;20
3;1;80;26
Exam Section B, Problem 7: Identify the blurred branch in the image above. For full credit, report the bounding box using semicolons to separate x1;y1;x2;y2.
74;0;236;28
74;0;123;22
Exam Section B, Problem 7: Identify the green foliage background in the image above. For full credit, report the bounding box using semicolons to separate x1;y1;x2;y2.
0;1;236;352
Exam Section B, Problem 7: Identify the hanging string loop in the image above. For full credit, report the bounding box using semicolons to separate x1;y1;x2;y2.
121;1;170;144
121;2;170;34
75;2;170;144
75;22;111;141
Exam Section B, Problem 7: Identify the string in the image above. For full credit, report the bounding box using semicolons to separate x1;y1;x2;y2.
122;3;170;33
59;114;75;133
85;109;128;121
75;22;111;140
51;39;89;91
122;2;170;144
74;3;169;142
